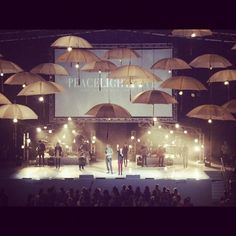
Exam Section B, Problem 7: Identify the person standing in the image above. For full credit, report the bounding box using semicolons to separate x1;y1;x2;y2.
141;144;148;167
117;145;124;175
105;144;113;174
78;149;86;171
182;145;189;168
122;143;129;167
159;145;166;167
37;140;46;166
55;142;62;169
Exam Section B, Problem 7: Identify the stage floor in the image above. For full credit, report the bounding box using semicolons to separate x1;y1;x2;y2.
11;160;215;180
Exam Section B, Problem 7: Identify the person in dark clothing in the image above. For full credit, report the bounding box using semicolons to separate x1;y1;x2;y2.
159;145;166;167
122;143;129;167
55;142;62;169
140;144;148;167
117;145;124;175
37;140;46;166
78;149;86;171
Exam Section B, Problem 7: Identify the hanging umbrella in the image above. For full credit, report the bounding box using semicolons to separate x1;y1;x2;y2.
222;99;236;113
186;104;235;121
132;90;178;119
4;72;45;85
172;29;213;38
160;76;207;91
51;35;92;49
49;81;64;92
231;44;236;50
0;59;23;92
0;53;3;58
189;54;232;69
151;57;191;70
207;70;236;83
30;63;69;78
81;60;117;91
0;104;38;120
17;81;62;96
0;93;11;105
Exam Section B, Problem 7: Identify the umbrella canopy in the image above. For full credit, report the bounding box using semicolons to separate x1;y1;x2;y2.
56;49;100;63
30;63;69;76
4;72;45;85
132;90;178;104
207;70;236;83
109;65;162;82
49;81;64;92
231;44;236;50
0;59;23;74
17;81;62;96
189;54;232;69
172;29;213;38
222;99;236;113
85;103;131;118
81;60;117;72
186;104;235;121
51;35;92;48
151;57;191;70
0;93;11;104
0;104;38;120
103;48;140;60
160;76;207;91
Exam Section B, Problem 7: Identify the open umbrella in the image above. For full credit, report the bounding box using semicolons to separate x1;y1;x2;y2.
151;57;191;70
49;81;64;92
132;90;177;118
208;70;236;83
172;29;213;38
51;35;92;49
0;59;23;91
0;93;11;105
81;60;117;91
103;48;140;65
231;44;236;50
4;72;45;85
189;54;232;69
222;99;236;113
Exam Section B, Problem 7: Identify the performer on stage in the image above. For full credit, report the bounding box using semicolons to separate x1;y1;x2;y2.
117;145;124;175
54;142;62;169
159;145;166;167
78;149;86;171
37;140;46;167
105;144;113;174
140;143;148;167
122;143;129;167
182;144;189;168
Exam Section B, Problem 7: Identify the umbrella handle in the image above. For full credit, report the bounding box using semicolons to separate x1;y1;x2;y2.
106;123;109;140
99;72;101;91
1;75;3;93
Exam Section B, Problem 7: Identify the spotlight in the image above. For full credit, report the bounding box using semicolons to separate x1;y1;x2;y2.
209;66;213;70
194;146;200;152
165;135;169;139
63;135;66;139
98;70;102;74
158;125;162;129
137;139;141;142
38;96;44;102
22;83;26;88
208;119;212;124
129;145;132;149
130;84;135;88
153;117;157;122
48;130;52;134
36;127;41;133
171;141;175;145
148;130;151;135
67;47;72;52
0;73;4;76
191;33;196;38
224;81;229;86
92;136;96;140
86;140;90;143
43;126;47;130
184;130;188;134
170;130;174;134
73;139;76;143
131;136;135;140
194;138;198;143
75;63;79;69
13;118;18;123
26;138;31;144
138;84;143;88
68;117;72;121
175;123;180;129
178;91;183;96
72;130;76;134
21;145;25;149
92;140;95;144
191;93;195;97
201;145;204;149
65;145;69;149
168;70;172;74
64;124;68;129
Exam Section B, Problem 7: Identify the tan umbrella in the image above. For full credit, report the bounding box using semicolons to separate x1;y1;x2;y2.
189;54;232;69
186;104;235;121
172;29;213;38
151;57;191;70
4;72;45;85
17;81;62;96
51;35;92;49
0;93;11;105
0;104;38;120
30;63;69;78
207;70;236;83
0;59;23;92
160;76;207;91
132;90;178;118
49;81;64;92
231;44;236;50
81;60;117;91
222;99;236;113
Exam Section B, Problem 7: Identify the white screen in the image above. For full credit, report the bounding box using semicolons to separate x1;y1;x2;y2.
54;47;173;118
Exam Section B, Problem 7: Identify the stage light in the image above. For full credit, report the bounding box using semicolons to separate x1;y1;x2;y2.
0;73;4;76
194;138;198;143
36;127;41;133
21;145;24;149
168;70;172;74
68;117;72;121
191;33;196;37
179;91;183;95
65;145;69;149
171;141;175;145
210;66;213;70
86;140;89;143
201;145;204;148
138;84;143;88
184;130;188;134
164;144;168;148
38;96;44;102
175;123;180;129
43;126;47;130
191;93;195;97
63;135;66;139
153;117;157;122
131;136;135;140
92;135;96;140
73;139;76;143
194;145;200;152
148;130;151;135
165;135;169;139
72;130;76;134
129;145;132;149
22;83;26;88
58;139;61;143
137;139;141;143
75;63;79;69
98;70;102;74
130;84;135;88
13;118;18;123
224;81;229;85
170;130;174;134
64;124;68;129
48;130;52;134
26;138;31;144
67;47;72;52
92;140;95;144
208;119;212;124
158;125;162;129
